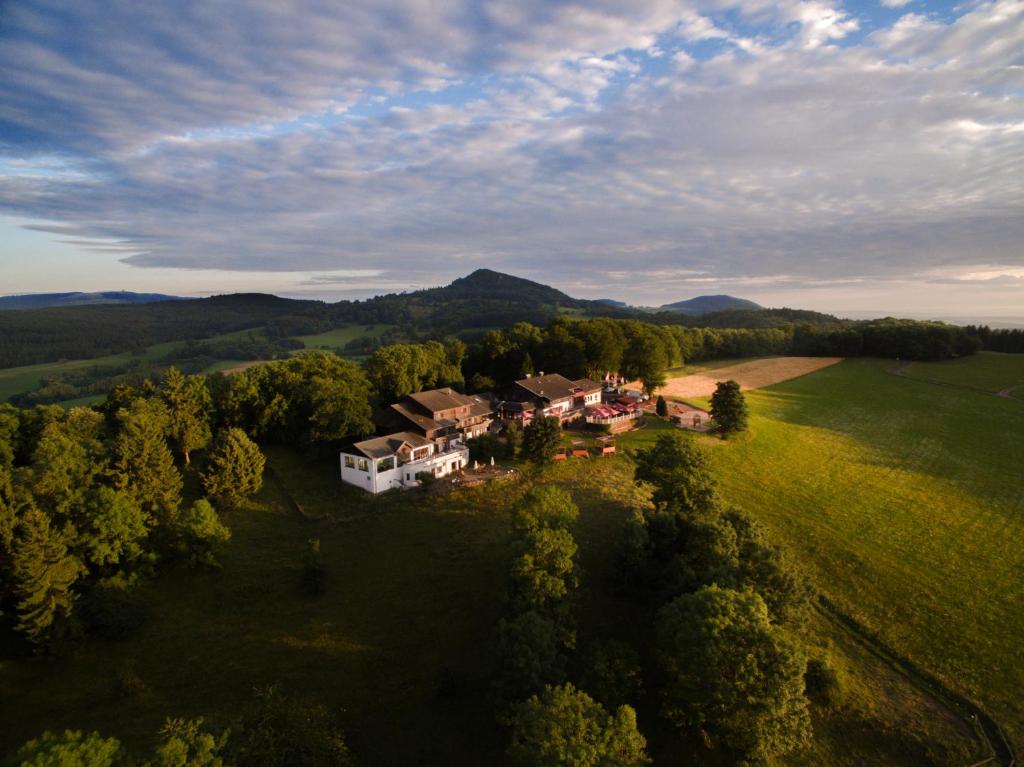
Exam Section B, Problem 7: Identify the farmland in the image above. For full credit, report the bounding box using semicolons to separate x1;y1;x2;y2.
628;356;844;399
900;350;1024;396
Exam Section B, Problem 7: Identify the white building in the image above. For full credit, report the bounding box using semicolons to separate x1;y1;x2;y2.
339;431;469;494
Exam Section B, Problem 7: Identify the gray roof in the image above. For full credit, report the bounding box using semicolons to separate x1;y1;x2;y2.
514;373;599;402
407;387;476;414
351;431;431;460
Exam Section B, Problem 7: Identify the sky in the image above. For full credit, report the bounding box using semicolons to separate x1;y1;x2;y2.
1;0;1022;318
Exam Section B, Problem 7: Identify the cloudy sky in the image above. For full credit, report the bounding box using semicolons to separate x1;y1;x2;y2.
1;0;1022;317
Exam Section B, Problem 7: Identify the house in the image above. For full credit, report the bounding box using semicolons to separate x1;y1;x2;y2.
339;431;469;494
390;387;493;441
498;373;603;423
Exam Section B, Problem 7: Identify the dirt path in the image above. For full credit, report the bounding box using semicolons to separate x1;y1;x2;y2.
627;356;843;399
996;385;1020;400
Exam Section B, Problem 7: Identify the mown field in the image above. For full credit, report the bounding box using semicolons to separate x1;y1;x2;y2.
902;350;1024;396
689;357;1024;745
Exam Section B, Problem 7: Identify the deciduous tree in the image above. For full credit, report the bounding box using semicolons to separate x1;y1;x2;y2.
633;433;717;519
710;380;748;437
507;683;650;767
522;415;562;465
655;585;811;761
12;729;126;767
161;368;212;465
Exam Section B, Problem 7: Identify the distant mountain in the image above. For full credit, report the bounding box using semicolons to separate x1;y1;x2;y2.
0;291;186;310
660;295;762;315
594;298;628;307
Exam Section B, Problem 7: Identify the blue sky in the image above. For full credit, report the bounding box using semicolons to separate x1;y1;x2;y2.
1;0;1022;316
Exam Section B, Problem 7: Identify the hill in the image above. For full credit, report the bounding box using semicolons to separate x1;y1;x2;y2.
0;290;185;310
660;294;761;314
0;293;320;368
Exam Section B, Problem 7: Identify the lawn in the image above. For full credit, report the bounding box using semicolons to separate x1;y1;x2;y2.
690;357;1024;744
295;324;395;351
902;350;1024;396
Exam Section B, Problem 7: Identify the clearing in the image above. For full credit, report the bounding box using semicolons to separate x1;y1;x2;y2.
628;356;843;399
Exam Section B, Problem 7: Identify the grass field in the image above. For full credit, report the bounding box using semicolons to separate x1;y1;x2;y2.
682;357;1024;744
295;324;395;351
902;350;1024;396
630;356;844;400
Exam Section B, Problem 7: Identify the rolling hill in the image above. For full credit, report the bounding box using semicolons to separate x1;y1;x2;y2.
660;294;762;314
0;291;186;310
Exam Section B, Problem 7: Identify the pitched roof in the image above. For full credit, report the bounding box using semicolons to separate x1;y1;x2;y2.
514;373;600;402
351;431;431;460
572;378;603;392
390;401;442;433
407;387;475;414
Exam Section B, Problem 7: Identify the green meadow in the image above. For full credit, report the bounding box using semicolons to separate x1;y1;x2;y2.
294;324;395;351
902;350;1024;395
691;357;1024;744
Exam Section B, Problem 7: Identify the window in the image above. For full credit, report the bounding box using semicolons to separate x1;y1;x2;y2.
344;455;355;469
377;457;395;472
357;458;369;472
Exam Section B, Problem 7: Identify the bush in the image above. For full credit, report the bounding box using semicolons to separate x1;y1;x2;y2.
805;657;843;708
415;471;437;487
579;639;645;709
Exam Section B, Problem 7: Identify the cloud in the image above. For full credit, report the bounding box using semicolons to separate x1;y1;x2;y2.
0;0;1022;306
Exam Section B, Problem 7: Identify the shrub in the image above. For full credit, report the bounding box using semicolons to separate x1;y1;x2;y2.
80;586;150;640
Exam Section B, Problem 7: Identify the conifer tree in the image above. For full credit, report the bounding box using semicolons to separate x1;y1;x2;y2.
522;415;562;465
202;428;265;508
110;400;182;524
161;368;212;466
655;395;668;417
12;507;84;647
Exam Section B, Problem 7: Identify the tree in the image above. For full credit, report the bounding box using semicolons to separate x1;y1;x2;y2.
175;500;231;567
30;418;104;520
110;399;182;523
148;718;229;767
202;428;265;508
633;433;717;520
79;487;152;577
579;640;645;709
655;396;668;417
493;610;567;708
510;525;579;612
522;415;562;465
655;585;811;761
12;507;84;647
12;729;126;767
161;368;212;465
504;420;523;458
513;486;579;534
225;686;353;767
710;380;748;437
507;683;650;767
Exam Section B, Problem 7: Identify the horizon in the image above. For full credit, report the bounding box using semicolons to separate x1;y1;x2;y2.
2;1;1022;316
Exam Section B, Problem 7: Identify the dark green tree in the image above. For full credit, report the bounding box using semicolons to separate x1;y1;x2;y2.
655;396;668;417
110;400;181;524
79;487;152;577
225;686;353;767
504;420;523;458
513;486;579;534
202;428;265;508
507;683;650;767
655;585;811;761
494;609;567;708
161;367;212;466
12;507;84;647
510;525;579;613
633;433;717;520
175;500;231;567
522;415;563;465
579;639;645;709
710;380;748;437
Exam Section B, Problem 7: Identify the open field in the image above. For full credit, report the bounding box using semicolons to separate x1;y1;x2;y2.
295;324;395;350
902;350;1024;397
628;356;843;399
670;357;1024;745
